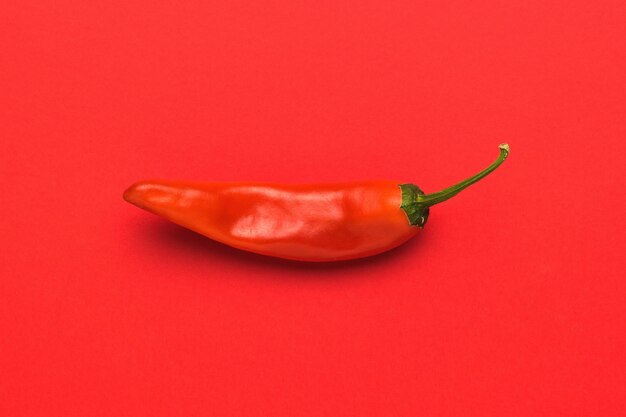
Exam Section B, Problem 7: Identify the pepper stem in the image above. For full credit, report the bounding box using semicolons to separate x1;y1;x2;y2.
399;144;510;228
418;143;510;207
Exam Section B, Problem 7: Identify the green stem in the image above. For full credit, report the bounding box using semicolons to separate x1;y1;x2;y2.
399;144;510;228
418;143;510;207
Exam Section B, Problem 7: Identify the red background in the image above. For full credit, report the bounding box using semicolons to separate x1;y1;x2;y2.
2;1;625;415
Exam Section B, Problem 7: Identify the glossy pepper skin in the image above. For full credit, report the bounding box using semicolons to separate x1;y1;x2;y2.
124;144;509;262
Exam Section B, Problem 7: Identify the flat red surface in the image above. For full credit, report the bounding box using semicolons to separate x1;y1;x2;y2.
2;1;625;415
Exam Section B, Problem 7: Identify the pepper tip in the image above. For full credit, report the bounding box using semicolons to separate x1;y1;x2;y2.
123;183;143;207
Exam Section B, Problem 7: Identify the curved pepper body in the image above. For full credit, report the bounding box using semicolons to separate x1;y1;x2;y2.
124;181;418;261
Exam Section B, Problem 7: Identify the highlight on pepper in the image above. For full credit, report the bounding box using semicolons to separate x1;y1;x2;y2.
124;144;509;261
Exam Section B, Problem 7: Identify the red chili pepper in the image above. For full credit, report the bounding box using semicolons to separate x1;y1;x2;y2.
124;144;509;261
